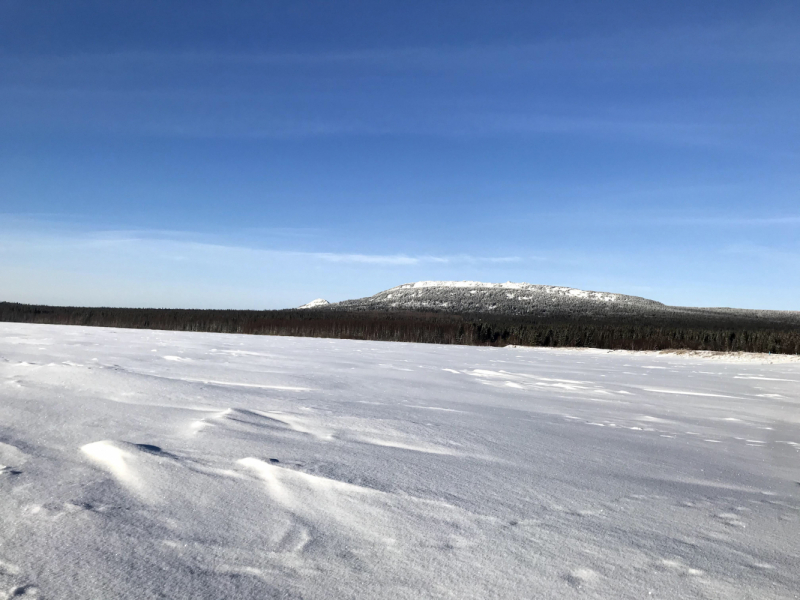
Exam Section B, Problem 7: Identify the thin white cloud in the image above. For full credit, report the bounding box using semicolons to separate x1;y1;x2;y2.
631;215;800;227
539;211;800;228
311;252;422;265
722;243;800;263
3;19;797;145
0;222;534;308
2;20;797;73
0;224;522;267
681;216;800;226
311;252;521;265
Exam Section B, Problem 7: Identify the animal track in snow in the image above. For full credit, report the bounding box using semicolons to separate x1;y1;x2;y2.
564;568;599;588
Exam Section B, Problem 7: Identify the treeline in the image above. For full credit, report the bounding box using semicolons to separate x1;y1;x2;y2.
1;301;799;354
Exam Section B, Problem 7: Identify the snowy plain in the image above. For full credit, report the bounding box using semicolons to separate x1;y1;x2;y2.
0;323;798;600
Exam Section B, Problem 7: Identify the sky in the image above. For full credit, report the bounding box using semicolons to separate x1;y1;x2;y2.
1;0;798;310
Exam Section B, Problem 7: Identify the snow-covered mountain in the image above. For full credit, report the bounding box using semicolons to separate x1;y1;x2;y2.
299;280;800;323
306;281;665;317
299;298;331;309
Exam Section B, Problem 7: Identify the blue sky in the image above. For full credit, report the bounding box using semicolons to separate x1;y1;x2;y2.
1;0;798;309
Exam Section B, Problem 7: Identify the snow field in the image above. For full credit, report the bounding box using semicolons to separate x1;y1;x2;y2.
0;323;798;599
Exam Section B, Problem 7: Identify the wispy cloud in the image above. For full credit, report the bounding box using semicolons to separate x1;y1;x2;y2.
680;216;800;226
2;19;796;144
0;223;522;267
0;85;721;143
2;19;797;74
597;215;800;228
311;252;520;265
722;243;800;263
531;210;800;228
0;222;533;307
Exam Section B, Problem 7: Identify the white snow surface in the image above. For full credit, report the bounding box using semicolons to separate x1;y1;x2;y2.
1;323;799;599
298;298;330;309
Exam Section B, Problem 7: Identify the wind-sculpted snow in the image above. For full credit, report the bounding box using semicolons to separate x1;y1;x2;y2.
1;323;799;599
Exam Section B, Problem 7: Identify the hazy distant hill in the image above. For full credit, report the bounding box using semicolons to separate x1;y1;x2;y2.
305;280;800;325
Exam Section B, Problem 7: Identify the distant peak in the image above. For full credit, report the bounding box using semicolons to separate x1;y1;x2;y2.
299;298;330;309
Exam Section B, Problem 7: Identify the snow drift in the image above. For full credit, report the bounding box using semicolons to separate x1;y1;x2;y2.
0;322;798;599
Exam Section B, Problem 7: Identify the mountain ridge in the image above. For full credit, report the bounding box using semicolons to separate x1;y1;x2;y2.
299;280;800;323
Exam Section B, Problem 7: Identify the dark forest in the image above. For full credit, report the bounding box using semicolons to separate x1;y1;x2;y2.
2;301;798;355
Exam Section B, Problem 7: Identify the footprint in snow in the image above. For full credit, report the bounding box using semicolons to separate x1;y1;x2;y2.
564;568;599;588
8;584;39;598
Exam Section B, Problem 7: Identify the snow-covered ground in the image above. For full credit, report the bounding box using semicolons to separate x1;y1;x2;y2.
1;323;798;600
